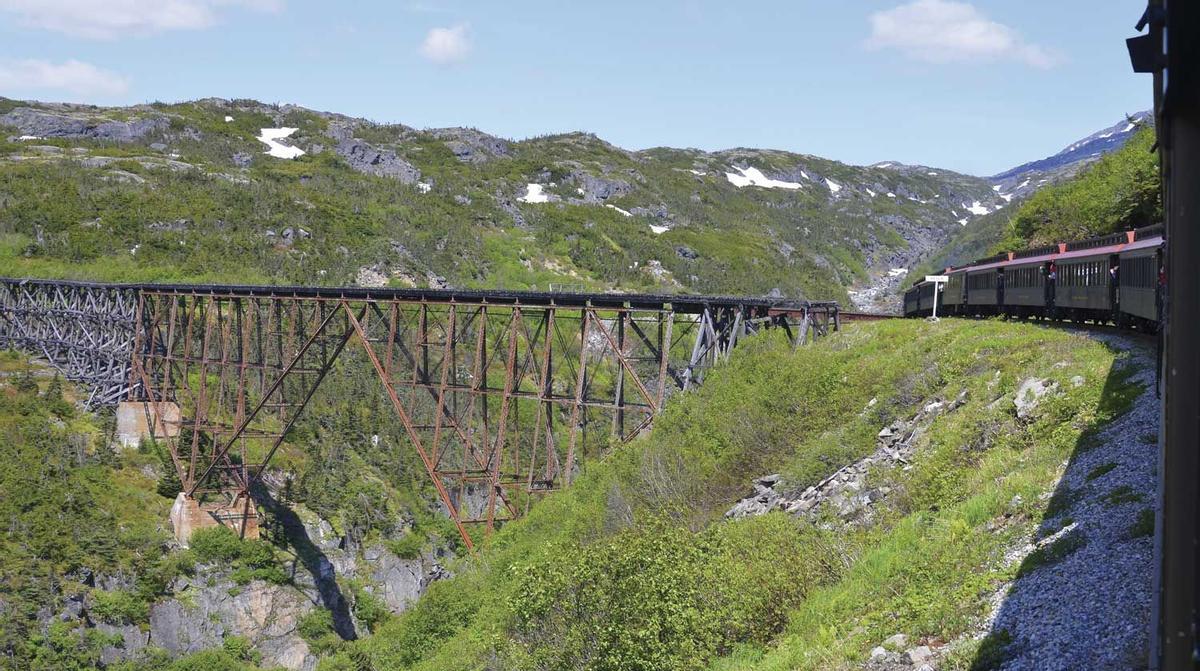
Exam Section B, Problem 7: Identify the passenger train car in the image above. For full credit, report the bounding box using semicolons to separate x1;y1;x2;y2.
903;224;1163;331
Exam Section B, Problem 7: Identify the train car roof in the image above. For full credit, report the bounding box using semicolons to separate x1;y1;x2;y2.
1053;241;1131;262
1121;235;1163;253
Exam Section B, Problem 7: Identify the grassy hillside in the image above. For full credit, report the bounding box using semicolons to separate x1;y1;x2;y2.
0;98;1009;307
304;319;1137;671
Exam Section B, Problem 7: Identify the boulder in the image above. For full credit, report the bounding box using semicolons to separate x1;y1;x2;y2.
1014;377;1060;419
882;633;909;649
333;138;420;183
675;245;699;260
568;171;633;201
906;645;934;665
430;127;511;163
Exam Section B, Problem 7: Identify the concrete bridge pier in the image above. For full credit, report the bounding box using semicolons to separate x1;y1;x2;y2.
169;492;260;547
115;401;181;449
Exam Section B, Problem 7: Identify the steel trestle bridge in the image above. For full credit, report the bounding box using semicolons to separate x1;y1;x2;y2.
0;277;837;549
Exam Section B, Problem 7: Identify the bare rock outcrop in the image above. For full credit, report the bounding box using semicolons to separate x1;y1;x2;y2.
0;107;168;142
333;138;421;183
149;576;316;670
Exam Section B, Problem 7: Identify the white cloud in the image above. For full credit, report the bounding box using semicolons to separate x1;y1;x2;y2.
0;59;130;97
419;24;471;65
866;0;1058;68
0;0;283;39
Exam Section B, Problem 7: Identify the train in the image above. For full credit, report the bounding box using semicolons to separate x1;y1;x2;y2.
903;224;1163;331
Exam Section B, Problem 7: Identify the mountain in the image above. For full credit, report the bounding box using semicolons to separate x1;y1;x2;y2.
0;99;1147;314
0;99;1159;671
990;110;1152;198
0;97;1006;313
911;112;1154;280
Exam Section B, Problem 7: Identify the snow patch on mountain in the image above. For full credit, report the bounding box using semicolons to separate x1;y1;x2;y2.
725;166;803;190
518;183;550;203
257;128;305;159
963;201;990;216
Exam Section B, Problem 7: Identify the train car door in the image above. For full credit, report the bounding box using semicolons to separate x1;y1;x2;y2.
1109;254;1120;315
1045;261;1056;309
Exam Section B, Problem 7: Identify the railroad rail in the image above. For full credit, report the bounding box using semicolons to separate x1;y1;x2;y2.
0;277;838;548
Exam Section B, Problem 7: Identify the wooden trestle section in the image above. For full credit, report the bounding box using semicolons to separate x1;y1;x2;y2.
1;279;837;549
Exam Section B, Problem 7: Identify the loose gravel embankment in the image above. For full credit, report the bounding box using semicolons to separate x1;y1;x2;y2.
983;332;1157;670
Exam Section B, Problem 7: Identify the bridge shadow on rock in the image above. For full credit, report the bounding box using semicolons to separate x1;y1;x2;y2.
251;483;358;641
970;337;1157;671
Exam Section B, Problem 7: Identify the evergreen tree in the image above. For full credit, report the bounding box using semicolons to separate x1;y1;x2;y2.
155;442;183;499
14;369;38;394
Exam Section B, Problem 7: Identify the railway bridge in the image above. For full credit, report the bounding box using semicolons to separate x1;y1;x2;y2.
0;277;838;549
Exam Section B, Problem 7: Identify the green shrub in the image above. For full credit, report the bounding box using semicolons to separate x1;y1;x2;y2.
506;515;833;671
1085;462;1118;481
190;526;245;564
190;526;288;585
1018;531;1086;578
352;588;392;634
89;589;149;625
221;635;261;664
297;608;344;656
970;628;1014;670
167;648;261;671
1102;485;1144;507
386;531;424;560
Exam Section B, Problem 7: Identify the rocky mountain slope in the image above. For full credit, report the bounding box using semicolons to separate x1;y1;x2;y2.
990;111;1152;200
0;97;1025;312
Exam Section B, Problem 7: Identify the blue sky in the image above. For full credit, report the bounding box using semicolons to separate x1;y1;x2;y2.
0;0;1150;176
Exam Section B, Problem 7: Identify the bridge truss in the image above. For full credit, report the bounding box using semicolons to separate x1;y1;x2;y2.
1;279;837;549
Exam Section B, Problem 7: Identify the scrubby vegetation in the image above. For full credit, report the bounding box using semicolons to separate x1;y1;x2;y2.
301;319;1134;671
0;314;1141;670
0;353;298;670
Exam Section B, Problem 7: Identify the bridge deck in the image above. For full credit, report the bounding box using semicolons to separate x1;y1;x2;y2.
3;277;835;314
